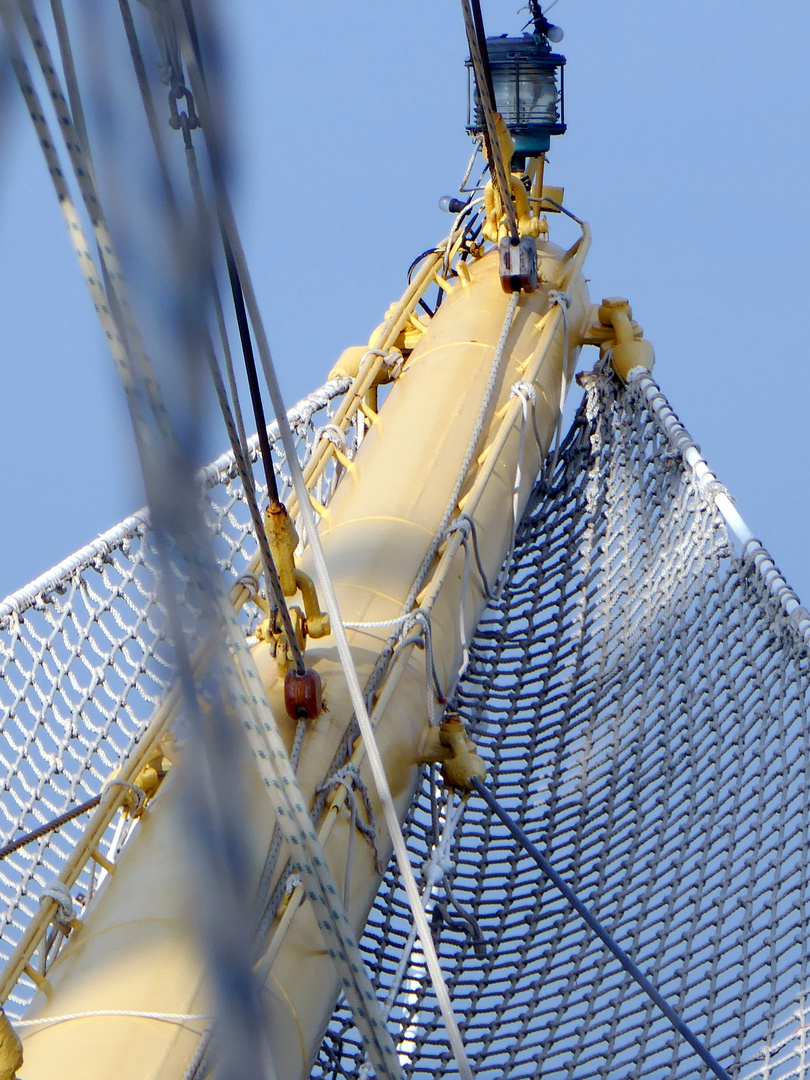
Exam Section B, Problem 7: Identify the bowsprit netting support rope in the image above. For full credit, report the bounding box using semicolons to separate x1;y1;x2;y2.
314;369;810;1080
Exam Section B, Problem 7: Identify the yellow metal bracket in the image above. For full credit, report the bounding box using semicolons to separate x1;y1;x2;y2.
419;715;487;793
0;1008;22;1080
260;503;331;673
482;115;544;244
582;297;655;382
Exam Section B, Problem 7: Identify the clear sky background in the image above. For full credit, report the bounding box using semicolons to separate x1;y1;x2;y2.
1;1;808;606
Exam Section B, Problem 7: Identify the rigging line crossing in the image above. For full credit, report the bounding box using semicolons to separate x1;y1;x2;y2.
470;778;734;1080
204;329;308;676
11;0;174;463
248;294;476;1080
118;0;309;683
460;0;519;243
205;574;406;1080
14;8;285;1075
145;3;306;674
180;120;306;674
176;12;474;1061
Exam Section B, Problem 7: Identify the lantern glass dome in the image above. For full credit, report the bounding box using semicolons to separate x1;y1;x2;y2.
467;34;566;160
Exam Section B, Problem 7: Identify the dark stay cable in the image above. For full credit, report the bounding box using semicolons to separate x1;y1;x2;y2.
205;339;307;676
470;778;733;1080
223;234;282;510
0;794;102;860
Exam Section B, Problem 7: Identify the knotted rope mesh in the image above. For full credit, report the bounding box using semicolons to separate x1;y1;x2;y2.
0;380;351;1017
315;370;810;1080
2;366;809;1078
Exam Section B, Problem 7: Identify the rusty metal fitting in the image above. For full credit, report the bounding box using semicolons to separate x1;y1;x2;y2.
284;668;323;721
419;714;487;793
439;716;487;792
265;503;299;596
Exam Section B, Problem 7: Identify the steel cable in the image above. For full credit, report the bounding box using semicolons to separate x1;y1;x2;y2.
471;777;734;1080
460;0;519;242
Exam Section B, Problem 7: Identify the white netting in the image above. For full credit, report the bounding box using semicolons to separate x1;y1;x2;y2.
0;378;351;1016
314;370;810;1080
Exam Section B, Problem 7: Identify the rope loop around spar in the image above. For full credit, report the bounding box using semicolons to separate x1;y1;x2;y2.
317;423;350;456
41;881;75;934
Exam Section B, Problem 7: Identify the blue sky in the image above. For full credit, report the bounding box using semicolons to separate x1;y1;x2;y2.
1;0;809;605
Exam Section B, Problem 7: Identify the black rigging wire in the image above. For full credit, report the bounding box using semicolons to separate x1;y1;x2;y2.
461;0;519;242
117;0;305;673
223;235;282;511
469;0;496;104
470;778;733;1080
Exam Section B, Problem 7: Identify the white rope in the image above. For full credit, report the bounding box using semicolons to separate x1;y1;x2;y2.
542;290;573;483
41;882;74;933
403;291;520;617
628;369;810;649
102;779;146;816
13;1010;211;1028
206;164;476;1078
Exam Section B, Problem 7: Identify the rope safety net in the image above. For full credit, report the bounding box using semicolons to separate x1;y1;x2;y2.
0;381;352;1020
313;368;810;1080
2;357;810;1075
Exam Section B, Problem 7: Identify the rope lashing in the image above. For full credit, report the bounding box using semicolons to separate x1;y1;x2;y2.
470;778;733;1080
235;573;261;603
445;515;493;600
41;882;76;936
511;381;545;456
317;764;383;909
317;424;350;457
103;778;147;816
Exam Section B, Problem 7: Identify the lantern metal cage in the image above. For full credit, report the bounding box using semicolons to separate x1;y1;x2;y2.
466;34;566;161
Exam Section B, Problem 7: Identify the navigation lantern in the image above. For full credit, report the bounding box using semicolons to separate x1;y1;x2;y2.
467;34;566;164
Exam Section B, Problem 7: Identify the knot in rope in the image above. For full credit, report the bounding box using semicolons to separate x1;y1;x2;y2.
548;290;572;309
42;881;75;933
317;424;349;456
384;349;406;381
235;573;261;602
103;778;147;816
317;764;382;874
399;610;446;708
422;851;454;884
446;517;472;540
445;514;493;601
704;478;728;499
511;381;537;407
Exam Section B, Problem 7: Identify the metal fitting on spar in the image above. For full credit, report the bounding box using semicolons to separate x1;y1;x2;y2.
263;501;331;641
0;1009;22;1080
420;716;487;793
582;297;655;382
